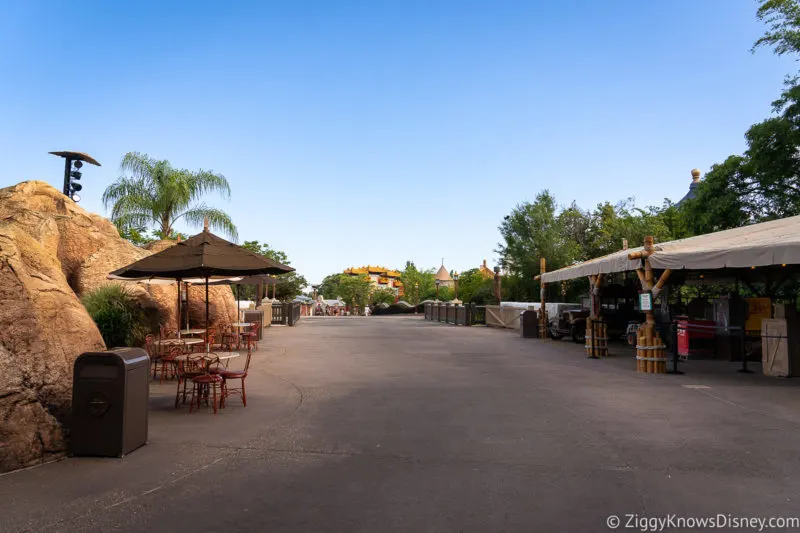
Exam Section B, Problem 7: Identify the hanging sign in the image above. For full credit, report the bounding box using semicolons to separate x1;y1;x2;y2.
639;292;653;311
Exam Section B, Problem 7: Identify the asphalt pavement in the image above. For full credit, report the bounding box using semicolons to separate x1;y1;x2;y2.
3;316;800;533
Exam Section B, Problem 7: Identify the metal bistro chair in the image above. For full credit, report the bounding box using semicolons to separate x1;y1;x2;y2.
220;324;238;352
220;346;253;408
243;321;260;351
193;329;216;354
159;343;186;383
189;353;224;414
175;351;205;408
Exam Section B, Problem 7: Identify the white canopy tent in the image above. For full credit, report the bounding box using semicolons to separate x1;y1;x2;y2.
540;215;800;283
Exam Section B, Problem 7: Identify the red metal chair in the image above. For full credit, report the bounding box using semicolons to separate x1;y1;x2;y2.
243;321;260;351
219;324;238;351
220;347;252;408
158;343;183;383
189;354;223;414
175;352;204;408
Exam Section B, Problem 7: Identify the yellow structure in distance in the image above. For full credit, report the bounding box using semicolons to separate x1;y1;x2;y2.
478;259;495;279
344;265;404;296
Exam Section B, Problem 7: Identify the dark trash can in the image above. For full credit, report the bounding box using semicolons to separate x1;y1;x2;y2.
243;310;264;340
71;348;150;457
520;310;539;338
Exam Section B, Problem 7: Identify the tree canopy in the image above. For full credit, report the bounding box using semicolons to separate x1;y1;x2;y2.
400;262;435;306
104;152;237;243
237;240;306;302
494;1;800;302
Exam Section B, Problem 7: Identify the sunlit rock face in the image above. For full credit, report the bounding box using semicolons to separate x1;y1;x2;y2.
0;181;224;471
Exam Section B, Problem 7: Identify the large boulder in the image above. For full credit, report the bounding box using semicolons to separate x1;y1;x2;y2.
0;219;105;471
0;181;234;471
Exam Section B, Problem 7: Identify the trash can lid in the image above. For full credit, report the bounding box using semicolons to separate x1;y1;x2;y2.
75;348;149;367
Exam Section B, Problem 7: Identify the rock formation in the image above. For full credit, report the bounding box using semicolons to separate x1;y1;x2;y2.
0;181;235;472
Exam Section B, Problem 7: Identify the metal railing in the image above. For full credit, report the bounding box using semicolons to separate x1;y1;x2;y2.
271;303;284;325
287;302;301;326
271;302;301;326
422;303;485;326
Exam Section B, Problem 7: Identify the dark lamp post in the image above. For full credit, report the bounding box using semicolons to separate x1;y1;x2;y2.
435;279;440;300
49;151;101;202
453;272;460;302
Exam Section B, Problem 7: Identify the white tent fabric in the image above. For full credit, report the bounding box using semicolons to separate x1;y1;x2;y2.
539;249;643;283
106;274;244;284
540;215;800;283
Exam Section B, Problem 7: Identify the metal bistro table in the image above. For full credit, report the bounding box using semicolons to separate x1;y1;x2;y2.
174;351;240;369
154;338;204;347
230;322;253;349
154;337;203;358
178;328;206;337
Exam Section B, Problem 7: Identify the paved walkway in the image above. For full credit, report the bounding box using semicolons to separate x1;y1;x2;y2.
3;317;800;532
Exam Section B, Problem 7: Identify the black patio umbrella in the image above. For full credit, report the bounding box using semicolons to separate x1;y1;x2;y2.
110;221;294;352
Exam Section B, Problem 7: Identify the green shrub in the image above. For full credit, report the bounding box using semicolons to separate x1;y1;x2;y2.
81;284;150;348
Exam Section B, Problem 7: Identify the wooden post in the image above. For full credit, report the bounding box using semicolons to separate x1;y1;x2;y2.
539;258;547;338
493;266;502;302
643;236;656;373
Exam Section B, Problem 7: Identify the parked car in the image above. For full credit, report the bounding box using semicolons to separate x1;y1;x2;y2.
554;283;643;343
548;304;587;343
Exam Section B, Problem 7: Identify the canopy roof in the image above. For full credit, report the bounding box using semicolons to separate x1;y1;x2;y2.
207;274;280;286
540;215;800;283
48;151;101;166
110;229;294;279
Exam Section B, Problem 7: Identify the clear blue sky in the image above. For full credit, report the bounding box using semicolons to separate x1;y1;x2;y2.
0;1;793;285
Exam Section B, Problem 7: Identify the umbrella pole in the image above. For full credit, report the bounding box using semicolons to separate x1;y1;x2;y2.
177;278;182;339
205;277;210;354
237;284;241;321
185;282;190;331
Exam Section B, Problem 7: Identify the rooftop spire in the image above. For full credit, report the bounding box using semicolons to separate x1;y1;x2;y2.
203;217;209;231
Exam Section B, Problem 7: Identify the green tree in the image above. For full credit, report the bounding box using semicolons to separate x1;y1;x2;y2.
273;273;308;302
753;0;800;58
401;261;435;306
586;199;673;257
682;0;800;232
455;268;494;303
319;273;343;300
235;240;304;301
496;191;581;301
102;152;237;241
241;240;290;265
681;157;753;234
117;225;155;247
337;274;372;311
370;287;396;305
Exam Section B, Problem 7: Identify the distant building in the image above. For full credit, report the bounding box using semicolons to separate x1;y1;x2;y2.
343;265;404;296
478;259;495;279
677;169;702;206
435;262;454;288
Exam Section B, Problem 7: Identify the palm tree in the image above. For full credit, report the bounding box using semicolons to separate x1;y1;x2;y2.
102;152;238;240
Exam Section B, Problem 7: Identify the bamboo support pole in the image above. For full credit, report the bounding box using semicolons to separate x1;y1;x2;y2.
654;269;671;290
628;250;652;260
602;321;608;357
636;327;646;372
540;258;547;338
